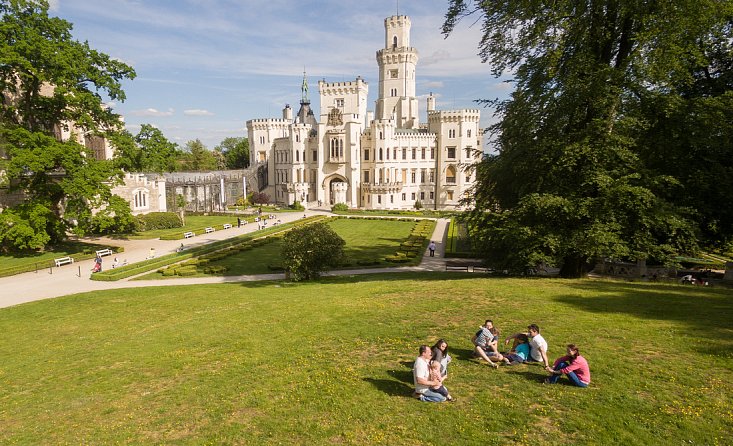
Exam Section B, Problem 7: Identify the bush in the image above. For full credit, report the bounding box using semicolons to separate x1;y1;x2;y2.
331;203;349;212
136;212;182;231
290;201;305;211
281;222;345;281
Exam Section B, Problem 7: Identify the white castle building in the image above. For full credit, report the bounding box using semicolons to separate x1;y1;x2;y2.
246;15;483;210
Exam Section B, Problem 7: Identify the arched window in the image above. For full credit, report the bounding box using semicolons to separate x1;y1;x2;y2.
446;166;457;184
296;151;299;162
392;36;397;49
133;189;149;210
379;148;383;161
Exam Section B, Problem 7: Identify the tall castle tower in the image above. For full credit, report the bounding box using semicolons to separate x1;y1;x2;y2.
375;15;419;129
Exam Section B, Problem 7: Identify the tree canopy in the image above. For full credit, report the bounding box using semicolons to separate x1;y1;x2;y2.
181;139;218;171
281;222;345;281
215;137;250;170
443;0;733;276
0;0;136;251
110;124;180;173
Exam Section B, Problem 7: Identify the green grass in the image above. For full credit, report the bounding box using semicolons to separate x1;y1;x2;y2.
0;240;121;278
1;275;731;445
140;217;424;278
127;215;248;239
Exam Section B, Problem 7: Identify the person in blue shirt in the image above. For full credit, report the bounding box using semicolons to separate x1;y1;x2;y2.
502;333;530;365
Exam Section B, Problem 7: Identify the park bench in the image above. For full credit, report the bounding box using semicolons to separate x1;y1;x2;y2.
445;261;470;272
183;231;195;238
54;256;74;267
222;223;232;229
204;227;215;234
96;248;113;257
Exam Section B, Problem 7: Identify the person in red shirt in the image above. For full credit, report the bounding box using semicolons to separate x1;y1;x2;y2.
544;344;591;387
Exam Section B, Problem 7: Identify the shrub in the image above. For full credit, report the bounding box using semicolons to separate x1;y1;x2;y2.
136;212;182;231
331;203;349;212
281;222;345;281
289;201;305;211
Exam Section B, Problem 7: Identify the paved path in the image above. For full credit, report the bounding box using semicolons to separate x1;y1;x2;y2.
0;214;453;309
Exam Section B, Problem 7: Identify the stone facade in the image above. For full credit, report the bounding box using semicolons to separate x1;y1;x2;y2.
163;170;255;213
110;173;167;215
246;14;483;210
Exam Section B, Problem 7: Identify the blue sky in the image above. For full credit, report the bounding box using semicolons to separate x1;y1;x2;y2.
49;0;511;150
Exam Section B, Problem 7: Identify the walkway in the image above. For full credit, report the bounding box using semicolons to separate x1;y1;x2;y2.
0;215;454;309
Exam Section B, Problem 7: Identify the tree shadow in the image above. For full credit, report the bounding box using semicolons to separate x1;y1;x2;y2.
450;347;478;362
560;281;733;354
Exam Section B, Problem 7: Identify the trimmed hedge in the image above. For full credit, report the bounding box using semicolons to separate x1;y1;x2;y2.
137;212;182;231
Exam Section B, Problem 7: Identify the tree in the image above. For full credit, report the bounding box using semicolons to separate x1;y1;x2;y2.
0;0;136;250
250;192;270;205
215;137;250;169
443;0;730;277
181;139;217;171
110;124;180;173
281;222;345;281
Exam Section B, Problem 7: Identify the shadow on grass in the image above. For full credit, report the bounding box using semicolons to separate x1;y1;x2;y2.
503;367;547;383
560;281;733;354
363;377;415;398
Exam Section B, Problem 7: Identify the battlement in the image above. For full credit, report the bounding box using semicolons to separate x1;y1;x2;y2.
318;77;368;95
385;15;411;27
427;109;481;123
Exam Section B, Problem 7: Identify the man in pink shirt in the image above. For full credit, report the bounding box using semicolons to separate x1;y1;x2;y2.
544;344;590;387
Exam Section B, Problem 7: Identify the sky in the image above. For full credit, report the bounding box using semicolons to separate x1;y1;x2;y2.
48;0;512;150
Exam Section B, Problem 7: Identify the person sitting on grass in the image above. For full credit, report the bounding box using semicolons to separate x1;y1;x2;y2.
505;323;550;369
544;344;591;387
472;319;505;367
502;333;530;365
413;345;446;402
431;339;451;377
428;360;454;401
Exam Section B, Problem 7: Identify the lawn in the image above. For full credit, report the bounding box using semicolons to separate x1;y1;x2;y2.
126;215;248;239
1;275;731;445
139;217;423;278
0;240;117;277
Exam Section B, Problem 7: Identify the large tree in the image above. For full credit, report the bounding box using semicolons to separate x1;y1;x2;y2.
215;136;250;169
181;139;217;171
110;124;180;173
281;222;345;281
0;0;136;250
443;0;732;277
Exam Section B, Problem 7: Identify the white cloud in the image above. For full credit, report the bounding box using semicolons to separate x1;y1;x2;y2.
422;81;444;89
48;0;59;11
129;108;174;117
184;109;215;117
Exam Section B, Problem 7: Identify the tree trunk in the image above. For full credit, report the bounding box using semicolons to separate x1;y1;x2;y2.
559;255;591;278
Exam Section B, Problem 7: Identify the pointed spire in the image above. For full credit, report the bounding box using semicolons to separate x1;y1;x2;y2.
301;69;309;103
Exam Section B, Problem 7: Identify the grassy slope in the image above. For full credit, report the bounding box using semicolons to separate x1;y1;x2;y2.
0;275;731;445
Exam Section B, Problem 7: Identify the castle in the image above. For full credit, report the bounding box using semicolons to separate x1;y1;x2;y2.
247;15;483;210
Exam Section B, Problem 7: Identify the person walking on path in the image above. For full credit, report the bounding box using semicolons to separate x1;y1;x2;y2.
428;241;436;257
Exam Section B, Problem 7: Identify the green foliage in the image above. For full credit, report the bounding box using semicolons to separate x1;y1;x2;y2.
215;137;250;169
281;221;345;281
0;0;136;250
89;195;139;234
331;202;349;212
110;124;180;173
181;139;217;171
135;212;182;231
443;0;729;276
413;200;422;210
289;200;305;211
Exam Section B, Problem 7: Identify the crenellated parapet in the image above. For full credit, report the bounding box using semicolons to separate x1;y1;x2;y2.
427;109;481;124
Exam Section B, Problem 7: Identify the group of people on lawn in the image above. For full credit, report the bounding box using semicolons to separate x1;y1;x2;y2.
412;320;591;402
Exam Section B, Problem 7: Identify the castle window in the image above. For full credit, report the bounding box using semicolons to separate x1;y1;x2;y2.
335;98;344;108
296;151;299;162
420;191;425;200
402;193;406;200
133;189;148;210
386;148;390;160
412;148;416;159
431;148;435;159
379;131;383;140
393;36;397;49
260;136;265;144
446;166;457;184
411;171;416;183
447;147;456;159
390;69;398;79
379;148;383;161
467;129;472;138
313;150;317;161
411;193;416;200
390;195;394;203
421;148;426;159
402;148;406;159
378;195;382;204
296;133;300;142
364;171;370;182
449;129;456;138
364;149;370;161
429;170;435;183
430;191;434;200
391;88;398;97
393;149;397;159
420;170;426;183
466;148;472;158
447;191;454;200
